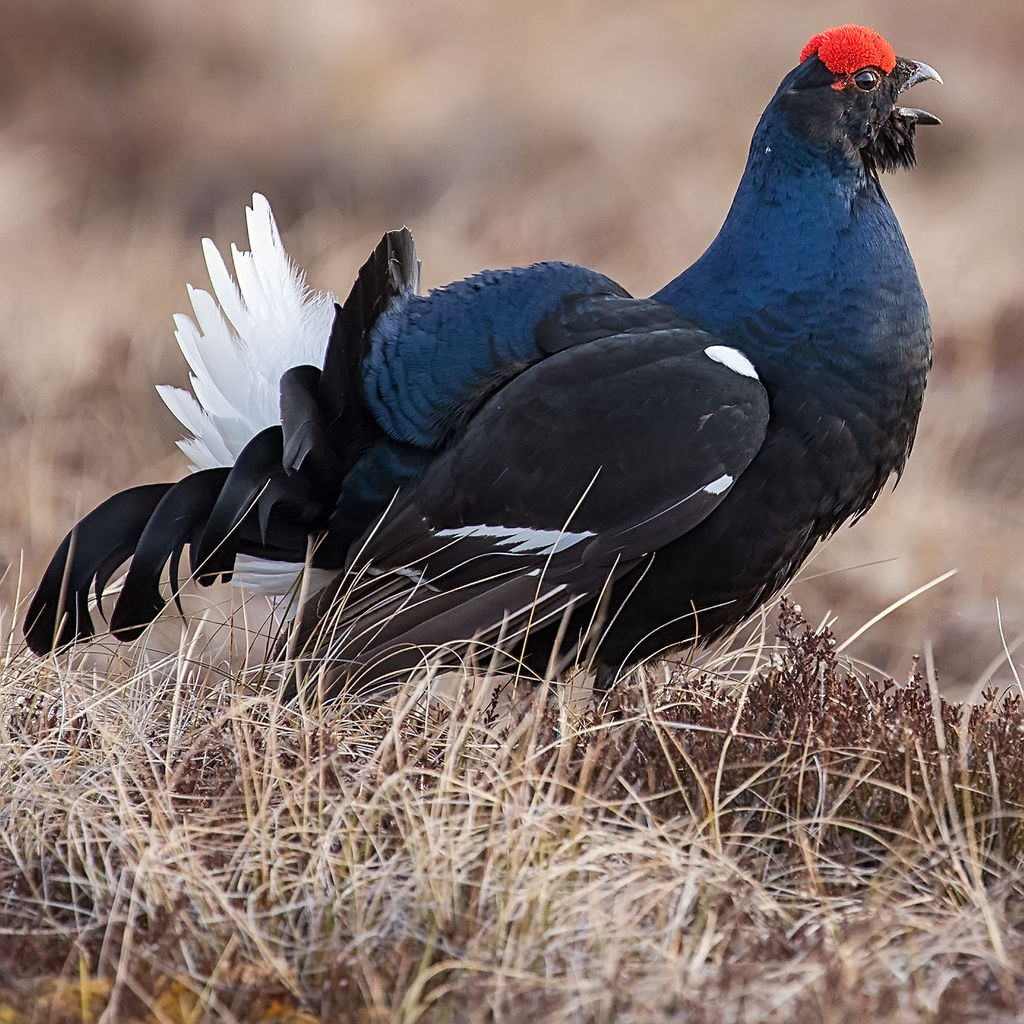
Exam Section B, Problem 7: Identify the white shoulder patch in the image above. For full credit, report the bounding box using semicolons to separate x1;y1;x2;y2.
704;345;758;380
703;473;734;495
158;193;337;471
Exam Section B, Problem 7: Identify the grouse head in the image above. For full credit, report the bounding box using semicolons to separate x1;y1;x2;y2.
774;24;942;177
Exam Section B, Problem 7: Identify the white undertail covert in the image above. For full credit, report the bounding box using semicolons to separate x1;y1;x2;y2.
157;193;336;472
157;194;337;598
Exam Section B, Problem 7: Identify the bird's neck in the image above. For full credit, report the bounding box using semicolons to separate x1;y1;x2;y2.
654;111;929;371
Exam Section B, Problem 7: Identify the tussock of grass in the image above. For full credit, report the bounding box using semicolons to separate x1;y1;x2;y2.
1;601;1023;1022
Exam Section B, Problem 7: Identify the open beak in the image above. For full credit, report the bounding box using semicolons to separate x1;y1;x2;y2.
897;59;943;126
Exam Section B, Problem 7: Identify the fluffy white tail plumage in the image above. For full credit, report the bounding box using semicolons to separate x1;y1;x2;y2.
157;193;336;472
157;193;338;599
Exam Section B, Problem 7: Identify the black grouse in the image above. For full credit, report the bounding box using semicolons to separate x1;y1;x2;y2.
25;25;941;692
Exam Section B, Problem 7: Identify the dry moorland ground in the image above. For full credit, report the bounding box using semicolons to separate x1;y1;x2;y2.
1;603;1024;1022
2;1;1024;1020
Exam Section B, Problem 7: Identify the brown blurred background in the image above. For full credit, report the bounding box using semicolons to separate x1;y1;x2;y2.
2;0;1022;694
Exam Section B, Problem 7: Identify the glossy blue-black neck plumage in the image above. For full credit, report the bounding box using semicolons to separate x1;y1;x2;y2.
653;91;930;372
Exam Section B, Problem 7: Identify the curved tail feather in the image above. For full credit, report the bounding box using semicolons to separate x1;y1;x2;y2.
24;484;174;654
108;469;230;640
188;426;286;580
279;362;343;482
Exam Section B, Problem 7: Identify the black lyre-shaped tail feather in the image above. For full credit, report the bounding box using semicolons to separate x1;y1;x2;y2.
108;468;230;640
280;363;342;483
188;426;289;582
24;483;174;654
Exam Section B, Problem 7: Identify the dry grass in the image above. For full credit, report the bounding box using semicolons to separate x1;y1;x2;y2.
1;600;1023;1022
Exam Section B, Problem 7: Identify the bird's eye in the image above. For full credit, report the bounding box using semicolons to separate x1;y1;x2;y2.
853;69;881;91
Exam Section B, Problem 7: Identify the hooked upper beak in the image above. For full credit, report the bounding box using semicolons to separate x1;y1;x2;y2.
901;60;943;90
897;59;943;126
